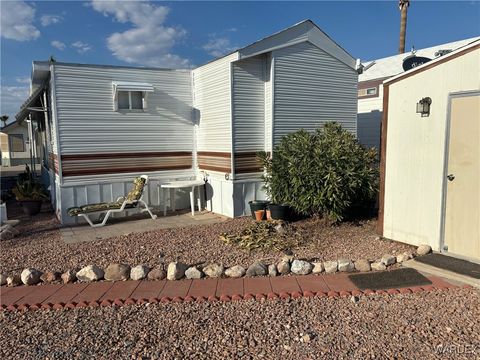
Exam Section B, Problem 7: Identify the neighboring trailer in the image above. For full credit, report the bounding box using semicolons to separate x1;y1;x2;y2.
378;41;480;263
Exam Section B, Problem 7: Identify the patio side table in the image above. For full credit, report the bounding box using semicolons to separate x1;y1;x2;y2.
159;180;205;216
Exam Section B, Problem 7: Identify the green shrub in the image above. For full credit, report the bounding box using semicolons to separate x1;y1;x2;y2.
258;122;378;222
12;179;49;201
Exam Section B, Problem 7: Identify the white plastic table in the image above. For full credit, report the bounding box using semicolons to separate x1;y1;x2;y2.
159;180;205;216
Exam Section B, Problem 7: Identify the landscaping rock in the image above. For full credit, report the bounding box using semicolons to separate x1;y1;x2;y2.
225;265;246;278
0;273;7;286
0;224;19;240
7;275;22;287
167;262;188;280
275;223;286;234
338;258;354;272
312;262;324;274
354;259;371;272
185;267;203;279
104;263;130;281
276;260;290;275
147;268;166;281
417;244;432;256
40;271;61;283
290;260;313;275
61;269;77;284
396;253;410;263
21;268;42;285
371;262;387;271
202;263;224;278
282;254;294;263
324;260;338;274
76;265;104;282
381;254;396;266
246;262;267;277
130;265;150;281
268;264;278;277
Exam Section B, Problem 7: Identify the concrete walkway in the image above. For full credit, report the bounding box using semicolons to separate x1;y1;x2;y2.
61;210;228;244
0;273;458;312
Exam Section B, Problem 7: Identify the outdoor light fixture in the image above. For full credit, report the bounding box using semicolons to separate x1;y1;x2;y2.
416;97;432;117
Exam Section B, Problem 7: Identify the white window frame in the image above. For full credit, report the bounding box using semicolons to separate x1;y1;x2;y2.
116;90;145;111
112;82;154;111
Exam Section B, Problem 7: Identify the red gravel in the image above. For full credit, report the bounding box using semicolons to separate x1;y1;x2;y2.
1;209;414;275
0;288;478;359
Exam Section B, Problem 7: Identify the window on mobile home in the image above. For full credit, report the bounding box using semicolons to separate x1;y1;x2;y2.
9;134;25;152
117;91;144;110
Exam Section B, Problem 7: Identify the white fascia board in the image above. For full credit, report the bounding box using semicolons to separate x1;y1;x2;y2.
307;27;356;69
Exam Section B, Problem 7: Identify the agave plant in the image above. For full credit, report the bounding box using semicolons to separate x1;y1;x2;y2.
12;179;49;201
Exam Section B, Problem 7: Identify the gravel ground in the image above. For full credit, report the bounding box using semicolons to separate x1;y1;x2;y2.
1;288;479;359
1;208;414;275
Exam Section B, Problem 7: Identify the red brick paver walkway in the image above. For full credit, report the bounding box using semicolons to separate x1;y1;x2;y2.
0;273;458;312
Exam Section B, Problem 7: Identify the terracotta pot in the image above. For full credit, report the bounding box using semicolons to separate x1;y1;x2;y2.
266;210;271;220
254;209;265;221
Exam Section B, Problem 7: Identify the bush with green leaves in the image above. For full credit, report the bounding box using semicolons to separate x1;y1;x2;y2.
258;122;378;222
12;179;49;201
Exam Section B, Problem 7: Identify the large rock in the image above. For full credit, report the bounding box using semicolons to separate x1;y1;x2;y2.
324;260;338;274
417;244;432;256
354;259;371;272
7;275;22;287
167;262;188;280
371;262;387;271
147;268;166;280
21;268;43;285
246;262;267;277
276;260;290;274
40;271;61;283
203;263;224;278
185;267;203;279
0;273;7;286
0;224;19;240
396;253;410;263
61;269;77;284
381;254;396;266
290;260;313;275
225;265;246;278
104;263;130;281
76;265;104;282
338;259;354;272
130;265;150;281
268;264;278;277
312;262;324;274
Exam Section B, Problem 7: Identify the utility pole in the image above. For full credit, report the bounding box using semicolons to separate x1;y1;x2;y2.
399;0;410;54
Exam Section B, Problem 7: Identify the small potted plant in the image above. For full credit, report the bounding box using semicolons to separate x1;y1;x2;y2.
12;177;49;216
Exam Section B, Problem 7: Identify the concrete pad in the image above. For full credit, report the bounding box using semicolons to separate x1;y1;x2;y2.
61;210;228;244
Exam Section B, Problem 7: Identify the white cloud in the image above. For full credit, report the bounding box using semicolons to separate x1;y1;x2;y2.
203;36;236;58
90;0;190;68
16;77;31;84
40;14;63;27
0;1;40;41
51;40;66;51
72;41;92;54
0;85;30;119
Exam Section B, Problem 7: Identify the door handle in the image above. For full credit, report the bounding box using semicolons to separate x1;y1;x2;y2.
447;174;455;181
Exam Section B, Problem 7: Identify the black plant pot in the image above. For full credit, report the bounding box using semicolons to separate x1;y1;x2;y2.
20;200;42;216
268;203;290;221
248;200;270;219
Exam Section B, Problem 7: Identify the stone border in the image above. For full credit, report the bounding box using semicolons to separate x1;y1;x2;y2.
0;245;433;287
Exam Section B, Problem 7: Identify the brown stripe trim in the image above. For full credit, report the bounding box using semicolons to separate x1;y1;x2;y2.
234;151;261;158
198;164;231;173
236;167;263;174
377;84;389;235
386;44;480;86
197;151;231;158
62;165;192;177
61;151;192;161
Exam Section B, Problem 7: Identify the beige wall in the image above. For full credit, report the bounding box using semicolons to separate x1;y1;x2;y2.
383;47;480;250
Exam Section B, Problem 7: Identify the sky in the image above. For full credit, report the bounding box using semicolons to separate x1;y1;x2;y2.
1;0;479;120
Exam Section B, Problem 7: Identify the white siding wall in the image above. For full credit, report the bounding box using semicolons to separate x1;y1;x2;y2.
232;56;265;152
383;48;480;250
193;52;239;152
272;42;358;145
357;84;384;149
264;55;273;152
53;64;193;155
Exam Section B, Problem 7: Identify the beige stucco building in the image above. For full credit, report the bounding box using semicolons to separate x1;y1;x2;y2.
378;40;480;263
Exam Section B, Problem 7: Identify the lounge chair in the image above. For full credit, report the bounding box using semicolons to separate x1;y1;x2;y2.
67;175;157;227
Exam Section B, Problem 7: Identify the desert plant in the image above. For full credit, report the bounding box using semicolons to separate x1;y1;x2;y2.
258;122;378;222
12;179;49;201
